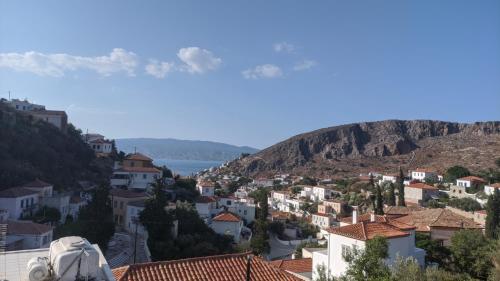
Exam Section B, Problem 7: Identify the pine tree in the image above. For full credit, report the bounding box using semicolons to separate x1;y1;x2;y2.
387;182;396;206
485;188;500;239
375;184;384;215
397;167;406;206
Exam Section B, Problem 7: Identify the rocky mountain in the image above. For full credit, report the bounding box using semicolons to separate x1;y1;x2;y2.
227;120;500;178
115;138;258;162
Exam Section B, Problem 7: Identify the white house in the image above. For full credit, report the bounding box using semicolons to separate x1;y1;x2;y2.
197;181;216;197
312;211;425;279
485;183;500;196
218;197;256;224
253;178;274;187
404;182;439;205
0;187;39;219
6;220;53;250
410;168;438;182
311;213;335;229
456;176;487;188
23;179;53;197
69;196;86;220
6;98;45;111
125;200;147;235
111;153;162;190
195;196;218;219
88;139;113;154
380;174;399;184
40;192;71;224
300;186;335;201
210;212;243;243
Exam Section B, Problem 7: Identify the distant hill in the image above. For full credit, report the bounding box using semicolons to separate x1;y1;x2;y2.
115;138;258;161
0;102;112;190
226;120;500;178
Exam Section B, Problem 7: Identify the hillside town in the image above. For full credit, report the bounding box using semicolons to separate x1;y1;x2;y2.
1;97;500;281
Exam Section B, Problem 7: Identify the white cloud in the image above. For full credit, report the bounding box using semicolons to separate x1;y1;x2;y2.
242;64;283;79
145;59;175;78
293;59;317;71
177;47;221;74
0;48;138;77
273;42;295;53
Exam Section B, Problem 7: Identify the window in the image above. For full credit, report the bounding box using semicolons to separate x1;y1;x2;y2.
226;200;231;206
341;244;350;258
31;198;34;205
244;210;247;215
21;199;24;208
114;200;117;208
143;174;147;179
120;201;124;209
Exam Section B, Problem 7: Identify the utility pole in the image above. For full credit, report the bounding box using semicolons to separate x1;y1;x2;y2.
133;217;139;264
245;255;252;281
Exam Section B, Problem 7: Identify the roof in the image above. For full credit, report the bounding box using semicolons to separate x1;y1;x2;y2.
111;252;301;281
340;213;387;224
328;221;410;241
213;212;241;222
487;183;500;188
313;213;333;218
413;168;436;173
109;189;148;199
384;206;424;216
118;166;161;173
69;196;85;204
457;176;486;183
90;138;112;144
30;110;67;116
0;187;39;198
393;209;483;232
125;153;153;161
128;200;147;208
7;220;53;235
197;181;216;187
23;179;52;188
269;258;312;273
196;196;217;203
406;183;438;190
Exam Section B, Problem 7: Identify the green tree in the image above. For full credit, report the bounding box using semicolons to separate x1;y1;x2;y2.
251;189;270;255
485;188;500;239
343;236;391;281
397;167;406;206
77;185;115;251
374;184;384;215
447;197;482;212
268;221;285;237
449;229;493;280
32;206;61;225
415;233;450;266
386;182;396;206
390;257;472;281
314;264;335;281
444;166;470;183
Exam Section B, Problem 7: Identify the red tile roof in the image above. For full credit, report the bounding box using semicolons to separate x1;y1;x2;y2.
23;179;52;188
196;196;217;203
313;213;333;218
112;252;301;281
7;220;53;235
393;209;482;232
488;183;500;188
340;213;387;224
0;187;39;198
125;153;153;161
119;166;161;173
269;258;312;273
457;176;487;183
406;183;438;190
328;221;410;241
213;212;241;222
110;189;148;199
384;206;424;216
414;168;436;173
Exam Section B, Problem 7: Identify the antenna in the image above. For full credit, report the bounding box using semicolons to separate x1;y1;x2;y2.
8;91;10;101
134;146;137;154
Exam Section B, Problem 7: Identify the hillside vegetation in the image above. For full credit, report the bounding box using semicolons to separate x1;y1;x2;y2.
0;103;112;190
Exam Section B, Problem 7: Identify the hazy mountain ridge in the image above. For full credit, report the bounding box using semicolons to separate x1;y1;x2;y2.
227;120;500;177
115;138;258;161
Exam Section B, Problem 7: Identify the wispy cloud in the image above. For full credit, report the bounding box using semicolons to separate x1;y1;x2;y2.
242;64;283;79
0;48;138;77
293;59;317;71
145;60;175;78
273;42;295;54
177;47;222;74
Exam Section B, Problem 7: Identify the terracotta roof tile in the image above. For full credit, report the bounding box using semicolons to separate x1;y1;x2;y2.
112;252;301;281
126;153;153;161
110;189;148;199
118;166;161;173
23;178;52;188
213;212;241;222
328;221;410;241
457;176;487;183
406;183;438;190
340;213;387;224
0;187;39;198
384;206;424;216
269;258;312;273
196;196;217;203
393;209;482;232
7;220;53;235
488;183;500;188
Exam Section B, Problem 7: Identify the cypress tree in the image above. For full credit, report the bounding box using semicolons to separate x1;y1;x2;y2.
397;167;406;206
375;184;384;215
485;188;500;239
387;182;396;206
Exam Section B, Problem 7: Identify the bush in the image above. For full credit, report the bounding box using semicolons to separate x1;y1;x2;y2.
448;198;482;212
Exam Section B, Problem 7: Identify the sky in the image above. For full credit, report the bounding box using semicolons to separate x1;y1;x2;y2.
0;1;499;149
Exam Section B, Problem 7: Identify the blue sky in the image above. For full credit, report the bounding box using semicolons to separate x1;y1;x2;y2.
0;1;499;148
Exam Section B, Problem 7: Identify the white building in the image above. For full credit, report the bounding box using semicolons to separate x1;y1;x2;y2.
68;196;86;220
88;139;113;154
23;179;53;197
455;176;487;188
195;196;218;219
197;181;216;197
210;212;243;243
311;213;335;229
312;211;425;279
0;187;39;219
410;168;438;182
6;220;53;250
40;192;71;224
253;178;274;187
125;200;147;235
300;186;335;201
111;153;162;190
485;183;500;196
218;196;256;224
6;98;45;111
404;183;439;205
380;174;398;184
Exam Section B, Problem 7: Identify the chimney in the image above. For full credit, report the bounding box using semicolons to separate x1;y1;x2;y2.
352;206;358;224
370;211;376;222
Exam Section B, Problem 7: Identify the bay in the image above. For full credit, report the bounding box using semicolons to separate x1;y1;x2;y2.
153;158;223;176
